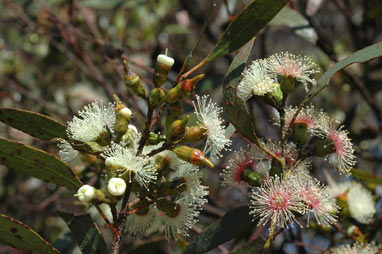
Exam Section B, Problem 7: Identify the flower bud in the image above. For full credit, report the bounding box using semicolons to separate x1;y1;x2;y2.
269;158;283;177
115;104;132;140
75;185;96;202
107;178;127;196
241;167;262;187
148;133;162;145
123;60;147;99
313;138;336;157
293;122;308;149
170;115;190;136
184;124;207;142
279;75;295;95
268;83;283;104
173;145;214;168
166;74;204;103
121;124;138;145
156;199;180;218
149;88;166;107
153;54;174;87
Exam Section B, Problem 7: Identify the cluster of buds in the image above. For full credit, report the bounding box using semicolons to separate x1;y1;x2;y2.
222;52;358;233
58;52;233;239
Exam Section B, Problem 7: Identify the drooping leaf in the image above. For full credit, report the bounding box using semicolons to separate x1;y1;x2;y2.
207;0;288;61
0;213;59;254
184;206;256;254
59;212;108;254
0;108;67;140
223;39;257;143
351;168;382;185
318;42;382;86
0;138;82;190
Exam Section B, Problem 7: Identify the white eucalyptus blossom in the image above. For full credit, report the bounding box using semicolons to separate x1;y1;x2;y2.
237;59;275;100
193;95;232;158
57;139;79;164
67;101;115;142
170;162;208;208
101;143;157;188
161;199;201;239
347;182;376;224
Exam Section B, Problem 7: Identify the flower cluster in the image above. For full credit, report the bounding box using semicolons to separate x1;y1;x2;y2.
238;51;319;100
58;94;215;239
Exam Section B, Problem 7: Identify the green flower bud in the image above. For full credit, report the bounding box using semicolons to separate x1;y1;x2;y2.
241;167;263;187
149;88;166;107
148;133;162;145
184;124;207;142
269;83;283;104
293;122;308;149
153;54;174;87
114;102;132;140
166;74;204;103
280;75;295;95
173;145;214;168
269;158;283;177
313;138;336;157
170;115;190;136
123;60;147;99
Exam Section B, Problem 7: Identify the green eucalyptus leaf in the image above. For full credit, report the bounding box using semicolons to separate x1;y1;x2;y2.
0;108;67;140
59;212;108;254
223;39;257;143
184;206;256;254
207;0;288;61
318;42;382;86
0;138;82;190
0;213;59;254
351;168;382;185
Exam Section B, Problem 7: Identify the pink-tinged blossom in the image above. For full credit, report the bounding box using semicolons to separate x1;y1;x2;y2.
250;176;306;228
221;145;265;186
293;174;339;226
326;242;379;254
313;113;356;175
193;95;232;158
263;140;298;167
283;105;320;130
263;52;319;91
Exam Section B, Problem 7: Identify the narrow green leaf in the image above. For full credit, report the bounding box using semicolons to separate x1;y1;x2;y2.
351;168;382;185
223;40;257;143
207;0;288;61
0;108;67;140
60;212;108;254
318;42;382;86
0;213;59;254
0;138;82;190
184;206;256;254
